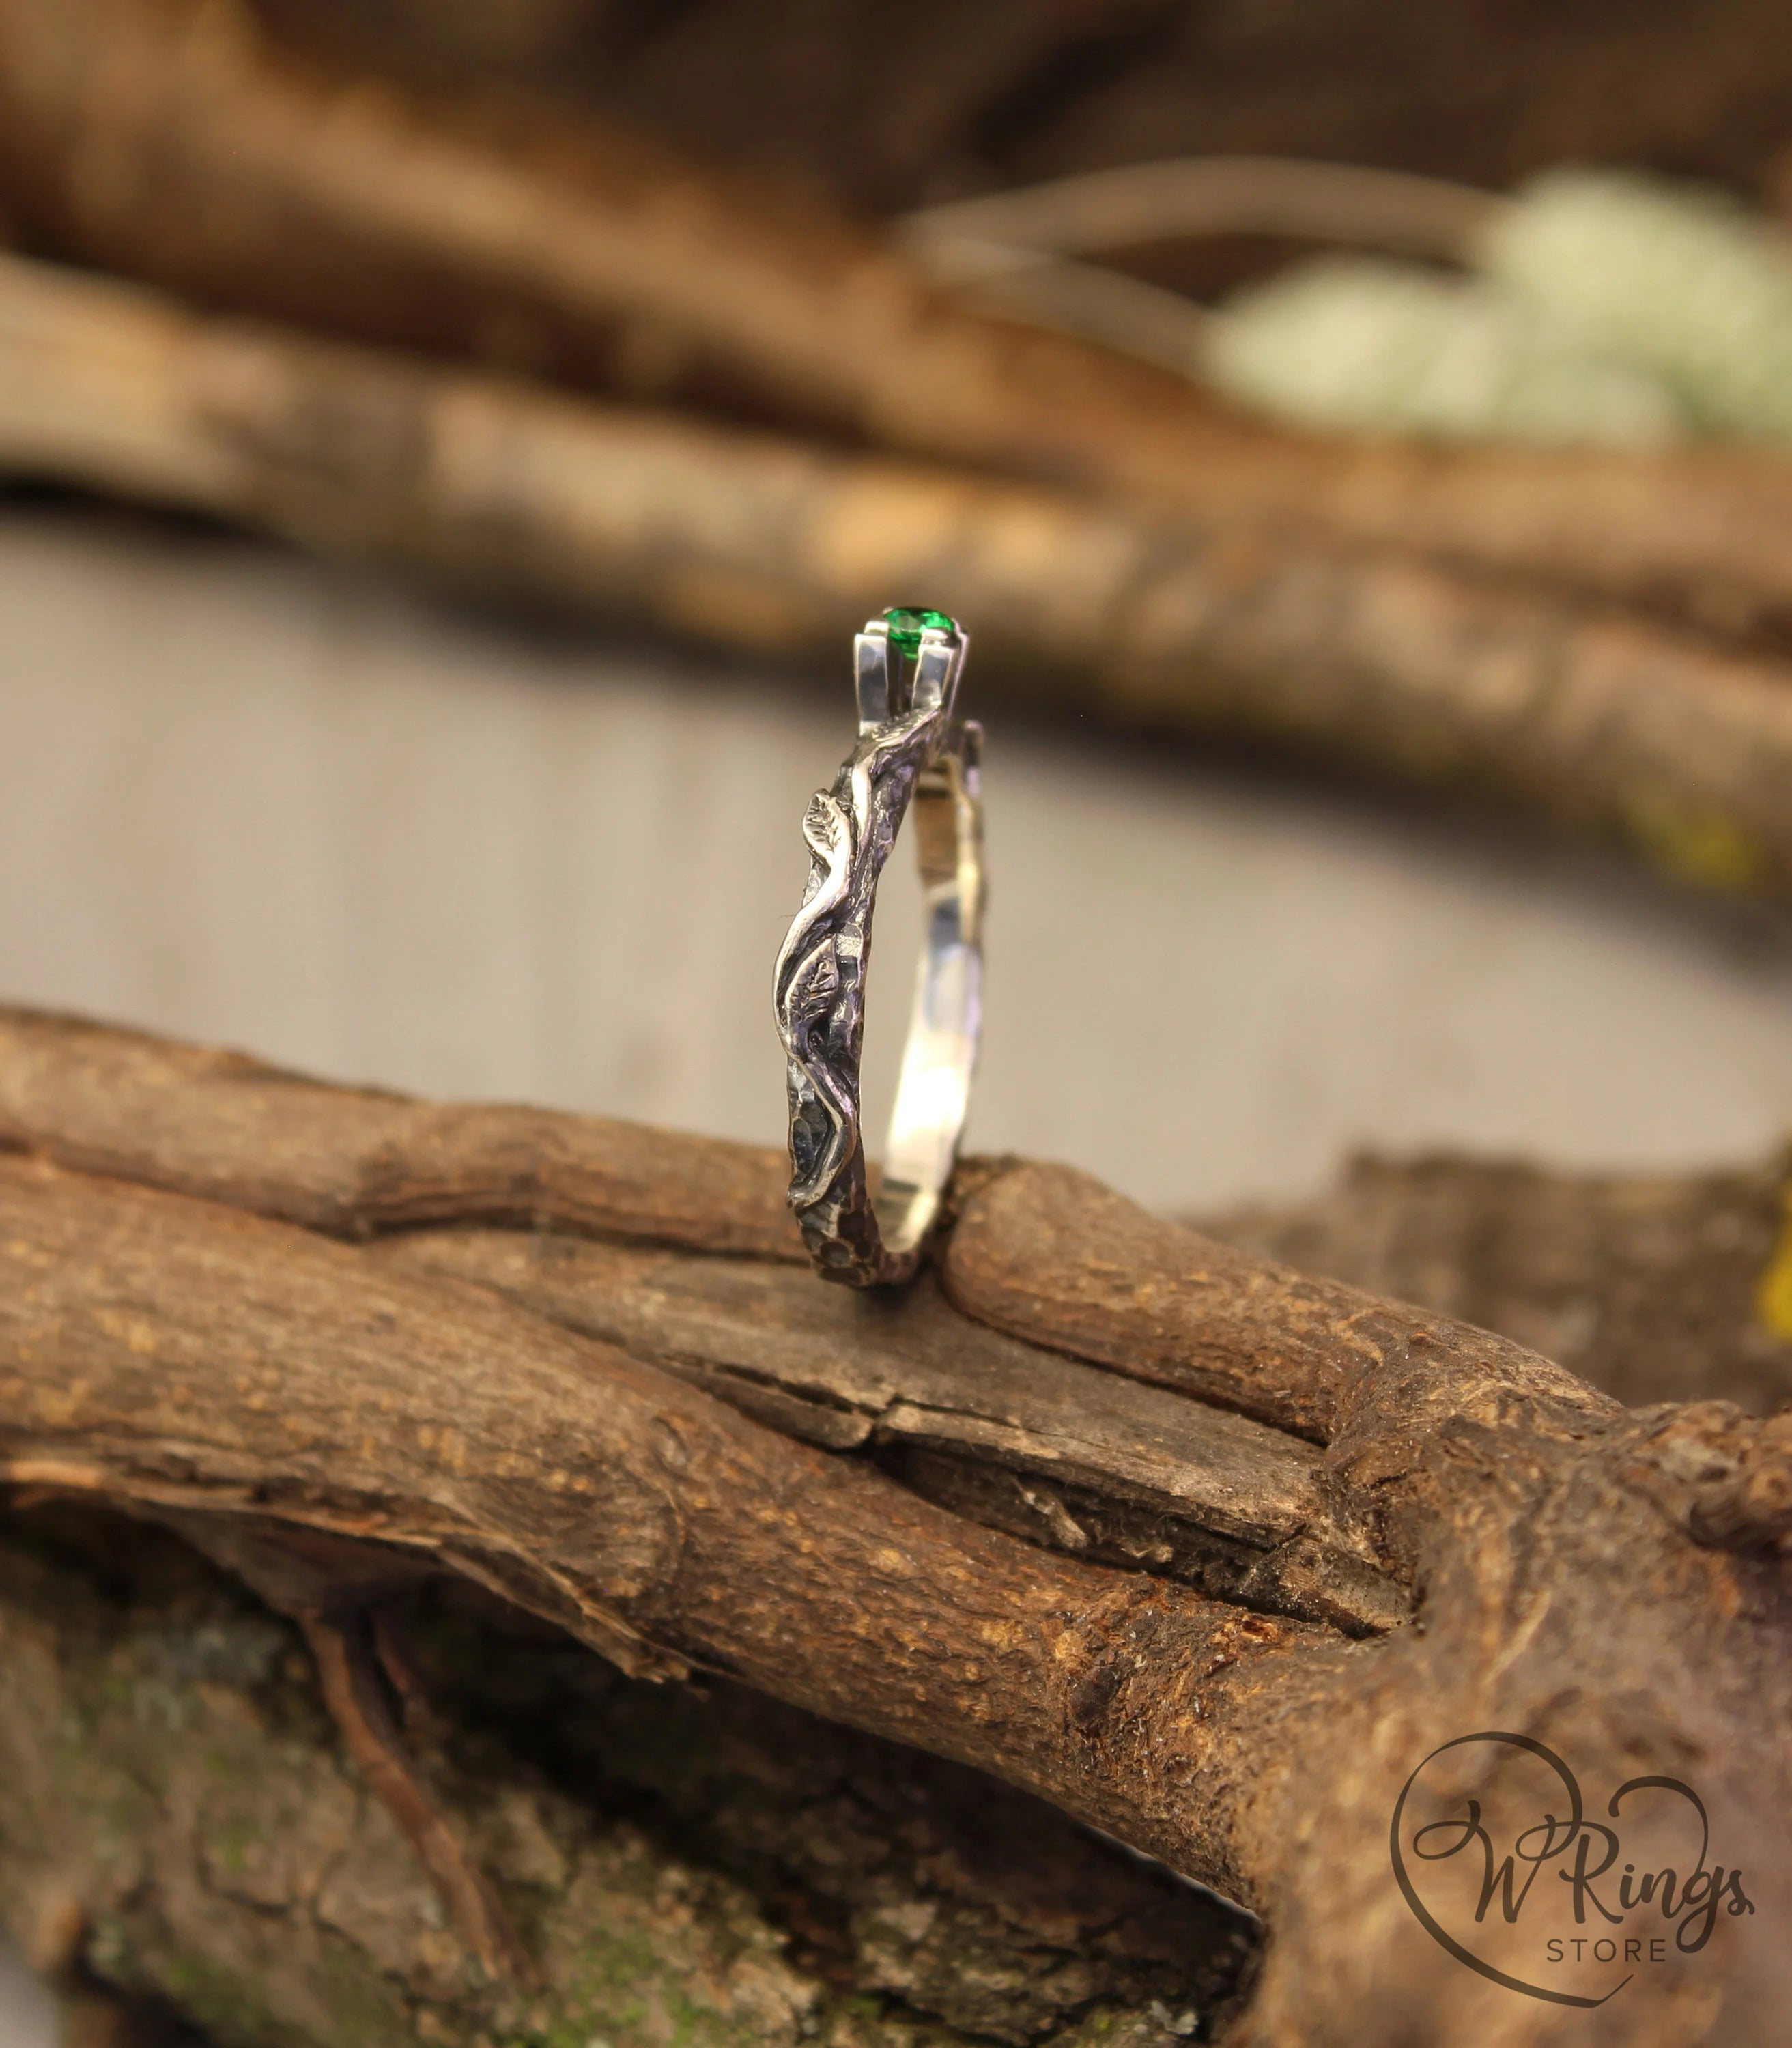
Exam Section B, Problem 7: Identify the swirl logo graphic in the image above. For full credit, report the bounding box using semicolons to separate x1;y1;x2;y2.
1390;1732;1754;2004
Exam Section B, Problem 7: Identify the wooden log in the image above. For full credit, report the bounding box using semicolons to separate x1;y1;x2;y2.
0;1006;1787;2044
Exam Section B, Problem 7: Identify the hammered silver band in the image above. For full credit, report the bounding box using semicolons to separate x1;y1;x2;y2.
774;612;984;1285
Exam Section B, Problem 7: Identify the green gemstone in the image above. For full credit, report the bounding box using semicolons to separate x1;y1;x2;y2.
882;606;956;659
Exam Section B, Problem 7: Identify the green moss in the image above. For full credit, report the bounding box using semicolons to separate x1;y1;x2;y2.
209;1819;254;1875
0;1515;1249;2048
559;1925;728;2046
1621;793;1770;892
158;1949;296;2046
91;1929;292;2048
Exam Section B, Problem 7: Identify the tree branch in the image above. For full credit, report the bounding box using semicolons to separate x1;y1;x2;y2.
11;0;1792;652
9;254;1792;902
0;1008;1787;2043
1199;1148;1792;1414
0;1502;1259;2048
0;1137;1328;1905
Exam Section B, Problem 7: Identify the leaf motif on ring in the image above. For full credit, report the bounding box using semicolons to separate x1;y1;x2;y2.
776;709;949;1235
782;936;842;1034
776;792;854;1010
801;791;851;868
782;948;858;1204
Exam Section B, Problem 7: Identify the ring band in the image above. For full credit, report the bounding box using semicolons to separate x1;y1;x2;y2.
775;609;984;1285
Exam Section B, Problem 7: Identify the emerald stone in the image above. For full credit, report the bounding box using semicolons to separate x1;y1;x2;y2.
882;606;956;659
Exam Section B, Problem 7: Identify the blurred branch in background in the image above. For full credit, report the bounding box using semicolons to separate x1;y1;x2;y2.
4;0;1792;910
7;0;1792;918
7;0;1792;624
8;248;1792;904
905;162;1792;450
897;157;1504;386
228;0;1792;218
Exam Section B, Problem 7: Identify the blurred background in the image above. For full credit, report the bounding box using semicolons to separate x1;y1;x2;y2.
10;1;1792;2032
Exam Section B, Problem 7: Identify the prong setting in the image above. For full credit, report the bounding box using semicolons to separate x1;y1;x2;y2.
854;610;967;731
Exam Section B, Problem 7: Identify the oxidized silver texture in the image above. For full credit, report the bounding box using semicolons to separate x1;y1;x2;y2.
774;614;984;1285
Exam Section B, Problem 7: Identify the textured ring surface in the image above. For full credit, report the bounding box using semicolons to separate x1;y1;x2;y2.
773;610;984;1285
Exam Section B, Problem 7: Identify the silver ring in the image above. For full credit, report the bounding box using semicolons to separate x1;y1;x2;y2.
775;608;984;1286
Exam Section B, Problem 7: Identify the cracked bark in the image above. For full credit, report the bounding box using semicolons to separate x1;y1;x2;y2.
1;1505;1255;2048
0;1008;1786;2045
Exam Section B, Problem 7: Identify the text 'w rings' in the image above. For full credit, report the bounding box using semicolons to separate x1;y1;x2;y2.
773;608;984;1286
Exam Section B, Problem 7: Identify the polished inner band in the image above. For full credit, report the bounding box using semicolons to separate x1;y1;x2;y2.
773;614;984;1285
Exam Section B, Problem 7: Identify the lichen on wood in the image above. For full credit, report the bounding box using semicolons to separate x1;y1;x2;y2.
0;1505;1252;2047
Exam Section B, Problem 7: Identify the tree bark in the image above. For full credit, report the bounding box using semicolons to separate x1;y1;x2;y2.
0;1501;1256;2048
0;1007;1787;2045
1199;1149;1792;1417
